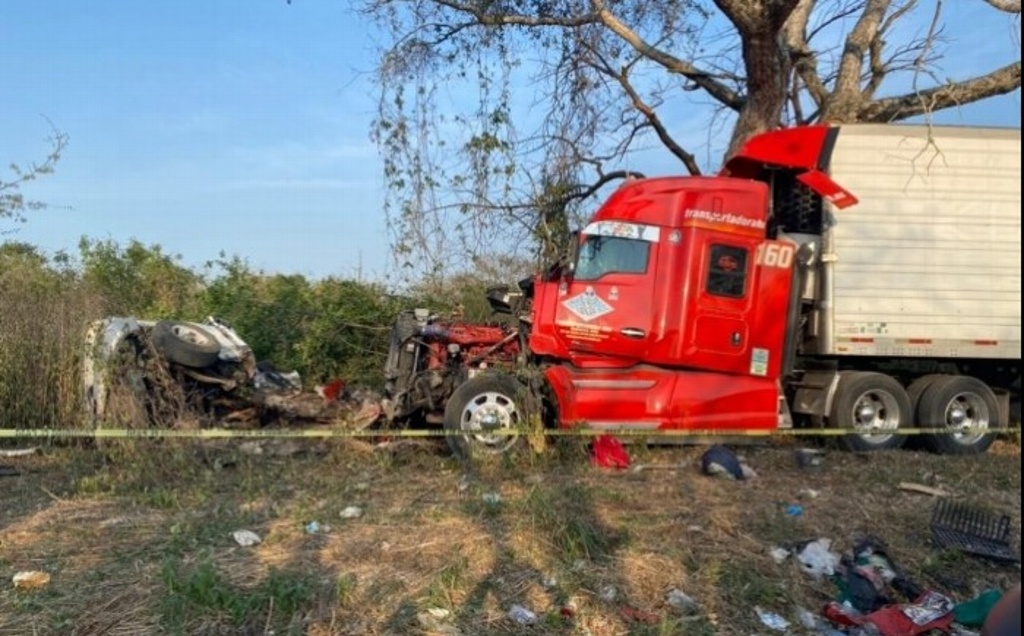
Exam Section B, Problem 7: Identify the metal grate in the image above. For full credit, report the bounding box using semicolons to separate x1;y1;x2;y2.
930;500;1019;563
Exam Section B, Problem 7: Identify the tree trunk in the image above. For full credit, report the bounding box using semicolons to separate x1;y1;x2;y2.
716;0;799;158
727;31;789;156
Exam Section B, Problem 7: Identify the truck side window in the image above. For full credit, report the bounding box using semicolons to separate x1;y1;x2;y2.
706;244;748;298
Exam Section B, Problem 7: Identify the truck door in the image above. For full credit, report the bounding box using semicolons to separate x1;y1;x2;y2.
553;221;660;361
684;236;794;379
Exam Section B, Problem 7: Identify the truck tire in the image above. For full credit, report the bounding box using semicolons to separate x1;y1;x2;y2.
443;373;524;460
151;321;221;368
905;374;948;418
831;371;911;452
903;374;948;449
918;376;999;455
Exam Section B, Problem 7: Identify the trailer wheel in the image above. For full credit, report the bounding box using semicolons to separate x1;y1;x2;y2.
444;373;524;460
905;374;948;417
903;374;949;448
831;371;911;451
918;376;999;455
151;321;221;368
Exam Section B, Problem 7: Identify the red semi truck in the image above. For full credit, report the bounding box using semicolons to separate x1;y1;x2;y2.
383;124;1021;456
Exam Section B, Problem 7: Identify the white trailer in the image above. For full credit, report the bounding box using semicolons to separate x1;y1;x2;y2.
785;124;1021;453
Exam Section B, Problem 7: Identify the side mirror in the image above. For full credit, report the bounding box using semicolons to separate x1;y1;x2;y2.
566;229;580;275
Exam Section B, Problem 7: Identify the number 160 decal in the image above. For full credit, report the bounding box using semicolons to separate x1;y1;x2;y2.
755;242;795;268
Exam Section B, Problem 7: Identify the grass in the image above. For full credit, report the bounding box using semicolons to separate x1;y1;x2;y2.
0;437;1020;635
160;555;315;633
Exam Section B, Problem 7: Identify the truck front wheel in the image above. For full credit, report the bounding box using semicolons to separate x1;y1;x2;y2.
918;376;999;455
831;371;911;452
443;374;524;459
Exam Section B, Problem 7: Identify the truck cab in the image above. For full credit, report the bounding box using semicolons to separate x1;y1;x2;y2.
528;177;799;431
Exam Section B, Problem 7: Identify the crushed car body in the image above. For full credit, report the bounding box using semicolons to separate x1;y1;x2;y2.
83;316;379;429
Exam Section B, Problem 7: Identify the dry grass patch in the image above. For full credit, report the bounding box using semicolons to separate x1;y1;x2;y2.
0;437;1019;635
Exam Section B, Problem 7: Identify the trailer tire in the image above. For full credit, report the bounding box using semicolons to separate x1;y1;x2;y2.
831;371;911;452
903;374;949;449
444;373;524;460
905;374;948;418
918;376;999;455
151;321;221;368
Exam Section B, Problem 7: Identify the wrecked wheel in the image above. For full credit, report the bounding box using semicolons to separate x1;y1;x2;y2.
443;374;524;459
918;376;1000;455
831;371;911;452
151;321;221;368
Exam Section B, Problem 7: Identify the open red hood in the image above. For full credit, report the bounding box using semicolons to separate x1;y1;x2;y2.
721;125;858;209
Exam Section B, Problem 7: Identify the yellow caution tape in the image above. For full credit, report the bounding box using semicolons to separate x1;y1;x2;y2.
0;426;1011;439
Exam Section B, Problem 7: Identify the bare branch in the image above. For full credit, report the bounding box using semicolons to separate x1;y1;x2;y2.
982;0;1021;12
858;61;1022;121
566;170;647;203
829;0;891;120
591;0;746;110
863;1;917;99
783;0;830;107
583;40;702;174
433;0;601;27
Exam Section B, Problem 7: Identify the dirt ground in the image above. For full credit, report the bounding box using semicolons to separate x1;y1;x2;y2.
0;436;1020;635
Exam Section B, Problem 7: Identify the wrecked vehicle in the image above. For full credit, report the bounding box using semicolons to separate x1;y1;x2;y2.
85;125;1021;460
380;124;1021;458
83;317;378;429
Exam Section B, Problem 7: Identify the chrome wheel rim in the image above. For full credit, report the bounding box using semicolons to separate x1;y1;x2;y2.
459;391;519;453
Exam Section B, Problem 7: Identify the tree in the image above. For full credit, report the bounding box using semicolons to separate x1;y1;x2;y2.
364;0;1020;279
1;127;68;230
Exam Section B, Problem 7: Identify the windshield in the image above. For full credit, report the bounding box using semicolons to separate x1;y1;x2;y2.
574;235;650;280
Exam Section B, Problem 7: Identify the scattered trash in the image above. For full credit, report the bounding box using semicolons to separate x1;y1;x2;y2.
816;537;968;636
952;588;1002;628
482;493;502;505
700;444;749;480
508;604;538;625
795;447;826;470
832;538;921;614
686;525;704;533
542;576;558;589
253;363;302;391
599;584;618;602
770;546;791;564
630;462;683;473
796;605;853;636
902;590;954;625
12;571;50;590
785;504;805;517
620;605;659;624
315;378;346;402
755;606;791;631
305;521;331;534
798;488;822;499
339;506;364;519
824;590;955;636
416;607;459;634
797;538;841;579
591;434;630;470
930;500;1018;563
231;529;261;547
898;482;951;497
665;588;699;614
0;447;38;458
559;599;578;619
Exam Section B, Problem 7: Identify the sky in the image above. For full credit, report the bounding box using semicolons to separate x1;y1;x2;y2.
2;1;1020;281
